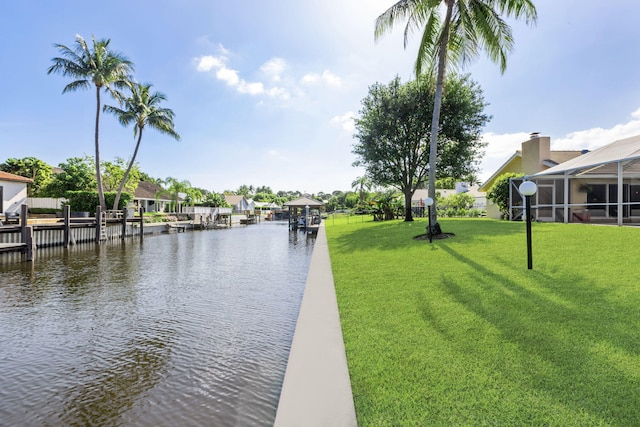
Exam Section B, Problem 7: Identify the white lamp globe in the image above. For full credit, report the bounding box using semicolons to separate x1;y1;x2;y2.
519;181;537;196
424;197;434;207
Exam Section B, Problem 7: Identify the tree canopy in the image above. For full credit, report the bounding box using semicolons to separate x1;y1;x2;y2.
43;156;96;197
0;157;53;197
352;74;489;221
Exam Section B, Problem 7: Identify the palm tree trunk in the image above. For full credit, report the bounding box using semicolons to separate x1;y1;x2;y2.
113;127;143;210
95;86;106;211
427;0;454;235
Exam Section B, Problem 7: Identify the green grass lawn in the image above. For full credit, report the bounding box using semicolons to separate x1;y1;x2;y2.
325;217;640;426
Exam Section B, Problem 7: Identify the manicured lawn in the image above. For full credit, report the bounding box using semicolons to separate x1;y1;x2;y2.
325;217;640;426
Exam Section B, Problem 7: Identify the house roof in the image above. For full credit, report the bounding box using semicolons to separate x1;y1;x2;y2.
134;181;172;201
0;171;33;184
479;151;522;192
224;195;247;206
533;135;640;177
479;149;583;191
284;197;324;207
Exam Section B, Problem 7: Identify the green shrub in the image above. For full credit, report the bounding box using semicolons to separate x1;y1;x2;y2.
28;208;59;214
65;191;133;212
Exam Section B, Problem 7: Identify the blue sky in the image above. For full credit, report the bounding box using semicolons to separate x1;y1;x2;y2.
2;0;640;194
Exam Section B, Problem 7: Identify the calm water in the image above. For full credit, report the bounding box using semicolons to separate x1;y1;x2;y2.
0;222;315;426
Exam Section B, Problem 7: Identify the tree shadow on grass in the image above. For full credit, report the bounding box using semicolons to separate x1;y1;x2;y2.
328;218;524;253
416;242;640;423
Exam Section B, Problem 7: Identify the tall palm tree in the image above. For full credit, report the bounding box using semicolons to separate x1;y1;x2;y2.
48;35;134;211
375;0;536;234
104;82;181;210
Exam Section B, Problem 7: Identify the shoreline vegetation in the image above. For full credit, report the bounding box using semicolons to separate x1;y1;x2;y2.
326;216;640;425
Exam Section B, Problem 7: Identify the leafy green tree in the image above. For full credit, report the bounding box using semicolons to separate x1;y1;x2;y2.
104;82;180;210
48;34;134;210
353;74;489;221
487;172;523;219
138;172;163;186
436;177;457;189
202;192;230;207
0;157;53;196
236;184;255;198
438;192;476;216
375;0;537;232
43;156;96;197
255;185;272;194
101;157;141;195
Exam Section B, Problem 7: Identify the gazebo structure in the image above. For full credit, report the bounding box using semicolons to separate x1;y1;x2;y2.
284;197;324;231
510;135;640;225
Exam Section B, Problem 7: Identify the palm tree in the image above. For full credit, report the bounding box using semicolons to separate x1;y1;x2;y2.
375;0;536;234
48;35;134;211
104;82;180;210
351;176;372;206
164;177;192;212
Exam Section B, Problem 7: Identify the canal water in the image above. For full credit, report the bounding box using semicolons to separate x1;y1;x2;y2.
0;221;315;426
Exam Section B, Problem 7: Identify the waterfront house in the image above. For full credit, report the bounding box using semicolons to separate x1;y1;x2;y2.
479;134;585;219
0;171;32;219
225;195;253;214
524;134;640;225
133;181;173;213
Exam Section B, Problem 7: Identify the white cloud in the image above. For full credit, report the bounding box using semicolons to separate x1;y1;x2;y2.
195;55;224;72
300;69;342;87
195;52;292;100
301;73;319;84
216;67;240;86
553;110;640;151
266;86;290;99
331;111;356;133
238;81;265;95
261;58;287;81
321;70;342;87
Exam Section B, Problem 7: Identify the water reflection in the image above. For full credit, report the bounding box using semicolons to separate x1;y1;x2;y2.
0;222;315;426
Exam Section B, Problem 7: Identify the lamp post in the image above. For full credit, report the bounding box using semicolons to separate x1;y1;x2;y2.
518;180;537;269
305;204;309;230
424;197;434;243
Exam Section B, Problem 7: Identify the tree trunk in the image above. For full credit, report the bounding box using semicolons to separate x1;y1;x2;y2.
95;86;106;211
404;190;414;221
113;127;143;210
426;0;454;235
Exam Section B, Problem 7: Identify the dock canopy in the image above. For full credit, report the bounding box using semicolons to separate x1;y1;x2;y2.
283;197;324;209
284;197;324;230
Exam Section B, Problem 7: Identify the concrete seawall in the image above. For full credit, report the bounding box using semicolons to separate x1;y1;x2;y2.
274;223;357;426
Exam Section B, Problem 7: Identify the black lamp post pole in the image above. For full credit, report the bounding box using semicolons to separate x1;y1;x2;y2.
525;194;533;270
428;205;432;244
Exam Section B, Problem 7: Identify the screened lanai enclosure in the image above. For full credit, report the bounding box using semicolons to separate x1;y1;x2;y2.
509;135;640;225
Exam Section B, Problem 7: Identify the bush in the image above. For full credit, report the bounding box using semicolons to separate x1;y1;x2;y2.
28;208;59;214
66;191;133;212
487;172;523;219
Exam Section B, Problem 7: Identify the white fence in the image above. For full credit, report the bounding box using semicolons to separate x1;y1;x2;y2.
182;206;233;215
27;198;66;210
